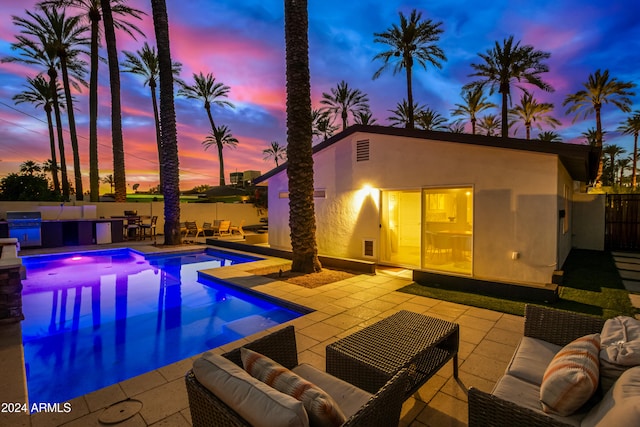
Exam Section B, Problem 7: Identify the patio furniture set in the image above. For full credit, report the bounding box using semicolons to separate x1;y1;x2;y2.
185;305;640;427
181;219;245;242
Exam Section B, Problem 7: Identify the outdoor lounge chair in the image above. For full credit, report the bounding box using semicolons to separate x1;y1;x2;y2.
229;219;245;236
140;216;158;241
213;220;231;236
183;221;203;241
185;325;410;427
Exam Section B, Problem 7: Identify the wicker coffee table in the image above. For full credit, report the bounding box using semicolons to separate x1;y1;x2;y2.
326;310;459;398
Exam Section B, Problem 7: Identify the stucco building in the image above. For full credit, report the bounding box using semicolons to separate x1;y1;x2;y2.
255;125;598;288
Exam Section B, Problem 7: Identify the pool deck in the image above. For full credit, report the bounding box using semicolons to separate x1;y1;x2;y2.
1;238;525;427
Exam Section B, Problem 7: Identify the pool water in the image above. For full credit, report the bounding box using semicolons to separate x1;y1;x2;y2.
20;248;305;405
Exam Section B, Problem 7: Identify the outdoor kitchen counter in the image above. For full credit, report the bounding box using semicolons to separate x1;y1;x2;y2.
40;218;124;248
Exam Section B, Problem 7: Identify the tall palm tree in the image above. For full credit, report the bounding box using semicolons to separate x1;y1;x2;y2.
202;124;238;182
415;107;448;131
466;35;553;139
618;111;640;187
178;72;234;185
582;127;603;147
564;69;636;186
603;144;627;186
101;174;114;193
508;90;560;139
537;131;562;142
150;0;180;245
42;159;60;187
12;7;89;200
451;86;496;134
387;99;425;128
20;160;43;176
320;80;370;131
373;9;446;129
101;0;145;202
122;42;182;194
263;141;287;167
5;13;70;200
12;75;62;194
284;0;321;273
477;114;501;136
353;111;378;126
40;0;145;202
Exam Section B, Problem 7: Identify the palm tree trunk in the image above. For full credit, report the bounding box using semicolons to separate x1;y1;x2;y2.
526;123;531;140
101;0;127;202
150;80;164;193
405;63;414;129
595;105;604;186
44;106;61;195
216;141;226;186
150;0;181;245
89;10;100;202
48;68;70;201
633;132;638;188
471;117;476;135
501;90;509;138
285;0;321;273
60;58;84;200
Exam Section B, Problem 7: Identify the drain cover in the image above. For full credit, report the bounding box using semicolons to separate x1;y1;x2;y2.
98;399;143;424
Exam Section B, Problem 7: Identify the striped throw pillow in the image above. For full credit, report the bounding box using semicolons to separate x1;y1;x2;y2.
241;348;347;427
540;333;601;416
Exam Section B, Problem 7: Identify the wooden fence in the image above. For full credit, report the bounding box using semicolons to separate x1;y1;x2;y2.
605;194;640;250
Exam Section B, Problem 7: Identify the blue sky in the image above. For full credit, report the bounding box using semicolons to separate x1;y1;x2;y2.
1;0;639;191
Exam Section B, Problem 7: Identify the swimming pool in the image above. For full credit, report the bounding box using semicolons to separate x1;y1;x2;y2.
20;248;306;405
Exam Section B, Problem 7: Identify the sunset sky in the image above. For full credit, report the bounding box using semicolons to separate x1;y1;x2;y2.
1;0;639;193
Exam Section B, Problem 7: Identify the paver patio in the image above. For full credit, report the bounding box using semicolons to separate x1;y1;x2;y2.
1;239;526;426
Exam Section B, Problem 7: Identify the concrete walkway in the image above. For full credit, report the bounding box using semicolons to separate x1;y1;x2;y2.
611;252;640;316
1;242;524;427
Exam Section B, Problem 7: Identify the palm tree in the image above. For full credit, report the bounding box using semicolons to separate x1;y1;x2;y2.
603;144;627;186
537;131;562;142
320;80;370;131
311;108;338;142
564;69;636;186
40;0;145;202
263;141;287;167
466;35;553;139
5;12;70;200
582;127;603;147
20;161;43;176
447;120;466;133
12;7;89;200
617;157;631;186
178;72;234;185
508;90;560;139
150;0;181;245
477;114;501;136
122;42;182;194
42;159;60;187
373;9;446;129
415;107;448;131
12;75;62;194
284;0;321;273
202;125;238;183
451;86;497;134
617;111;640;187
101;174;114;193
388;99;425;128
353;111;378;126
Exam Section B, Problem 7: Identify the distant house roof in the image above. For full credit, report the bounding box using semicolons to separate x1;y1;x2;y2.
253;125;599;184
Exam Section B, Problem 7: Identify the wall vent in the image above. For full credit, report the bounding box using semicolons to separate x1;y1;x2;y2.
363;239;375;257
356;139;370;162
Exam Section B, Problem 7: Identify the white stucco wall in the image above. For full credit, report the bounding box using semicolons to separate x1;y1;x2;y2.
572;193;605;250
267;131;575;285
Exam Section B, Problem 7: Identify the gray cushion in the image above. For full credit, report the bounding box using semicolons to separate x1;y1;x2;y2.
505;337;562;385
581;366;640;427
193;352;309;427
292;363;372;419
492;374;584;427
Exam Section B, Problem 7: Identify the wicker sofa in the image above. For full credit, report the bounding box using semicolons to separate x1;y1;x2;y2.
185;325;410;427
468;305;640;427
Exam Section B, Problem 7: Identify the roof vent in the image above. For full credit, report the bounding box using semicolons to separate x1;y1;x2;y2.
356;139;370;162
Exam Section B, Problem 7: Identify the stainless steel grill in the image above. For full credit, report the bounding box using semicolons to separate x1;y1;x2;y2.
7;211;42;248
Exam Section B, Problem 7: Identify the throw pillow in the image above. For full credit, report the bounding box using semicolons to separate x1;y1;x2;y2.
241;347;347;427
540;333;601;416
599;316;640;392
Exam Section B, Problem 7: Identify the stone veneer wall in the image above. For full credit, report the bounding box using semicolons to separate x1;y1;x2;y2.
0;265;23;323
